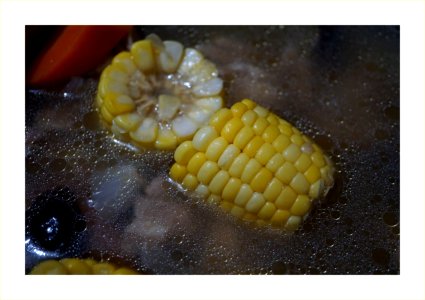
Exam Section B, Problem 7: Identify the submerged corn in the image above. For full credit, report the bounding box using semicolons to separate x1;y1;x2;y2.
170;99;335;230
97;34;224;150
29;258;138;275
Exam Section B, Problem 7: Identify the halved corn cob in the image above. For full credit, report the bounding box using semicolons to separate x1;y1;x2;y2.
170;99;335;230
96;34;224;150
29;258;138;275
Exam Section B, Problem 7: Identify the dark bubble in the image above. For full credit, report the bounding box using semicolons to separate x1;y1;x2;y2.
49;158;67;173
326;238;334;247
383;212;398;226
330;210;341;220
372;248;390;266
171;250;184;261
82;111;101;131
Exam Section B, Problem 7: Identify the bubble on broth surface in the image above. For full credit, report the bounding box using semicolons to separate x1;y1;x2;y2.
26;26;399;274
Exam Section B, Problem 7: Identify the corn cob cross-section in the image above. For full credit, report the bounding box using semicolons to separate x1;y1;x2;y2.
97;34;224;150
29;258;138;275
170;99;335;230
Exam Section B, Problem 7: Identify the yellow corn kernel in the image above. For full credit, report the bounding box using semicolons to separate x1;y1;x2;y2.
290;173;310;194
258;202;277;220
207;194;221;205
30;260;68;275
271;209;290;226
102;64;129;83
253;105;269;117
278;123;293;136
233;126;255;150
245;192;266;213
205;137;228;161
275;186;297;209
234;183;253;206
113;113;143;132
265;153;285;173
197;161;219;185
291;134;305;146
103;93;135;116
255;143;276;166
113;268;138;275
272;134;291;152
263;177;283;202
230;102;249;118
250;168;273;193
100;106;114;124
112;51;138;74
275;162;298;185
209;170;230;195
252;117;269;135
290;195;311;216
209;108;233;133
243;212;258;221
92;263;116;275
241;110;258;126
243;136;264;158
217;144;240;170
98;76;129;98
230;205;245;218
266;113;279;125
294;153;312;172
129;118;158;144
219;201;233;212
311;151;325;167
285;215;302;231
170;163;187;182
83;259;97;266
174;141;197;164
221;118;244;143
182;173;199;190
59;258;92;275
222;178;242;202
194;184;211;198
282;143;302;162
192;126;218;151
131;40;155;72
240;158;262;183
262;125;280;144
309;179;324;198
228;153;250;178
241;98;257;109
304;164;321;184
187;152;207;175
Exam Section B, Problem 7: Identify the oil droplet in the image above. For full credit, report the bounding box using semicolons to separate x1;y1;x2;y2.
49;158;67;173
83;111;101;131
384;106;399;121
372;248;390;266
374;129;389;140
314;134;333;152
383;212;398;226
371;194;382;203
26;158;41;174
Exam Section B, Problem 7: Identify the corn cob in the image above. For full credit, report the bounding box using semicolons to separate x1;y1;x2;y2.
170;99;335;230
96;34;224;150
29;258;138;275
